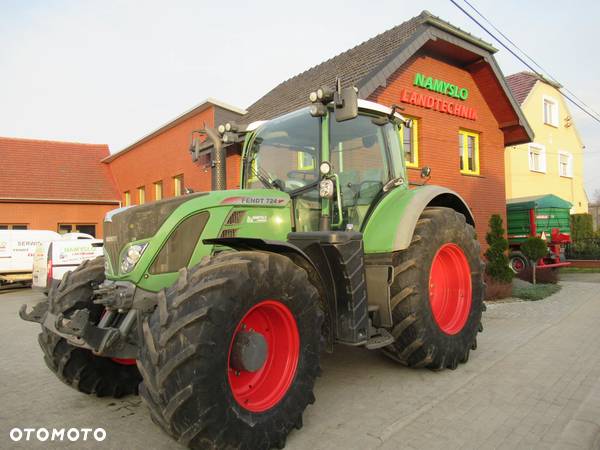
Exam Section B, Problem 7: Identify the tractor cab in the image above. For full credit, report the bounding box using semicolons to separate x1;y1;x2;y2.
228;95;409;235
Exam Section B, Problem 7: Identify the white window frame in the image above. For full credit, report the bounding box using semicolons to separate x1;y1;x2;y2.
528;143;547;173
542;95;559;127
558;151;573;178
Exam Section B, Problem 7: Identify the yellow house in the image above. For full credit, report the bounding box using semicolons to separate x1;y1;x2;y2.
505;72;588;213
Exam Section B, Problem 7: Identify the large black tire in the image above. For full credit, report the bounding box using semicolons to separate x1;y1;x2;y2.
138;251;323;450
383;207;485;370
38;256;141;398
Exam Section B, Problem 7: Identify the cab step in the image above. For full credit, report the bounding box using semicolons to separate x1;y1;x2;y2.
365;327;394;350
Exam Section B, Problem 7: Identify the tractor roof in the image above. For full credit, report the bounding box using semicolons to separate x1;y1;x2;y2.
244;99;405;132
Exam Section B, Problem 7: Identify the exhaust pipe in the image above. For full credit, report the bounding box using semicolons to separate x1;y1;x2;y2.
195;127;226;191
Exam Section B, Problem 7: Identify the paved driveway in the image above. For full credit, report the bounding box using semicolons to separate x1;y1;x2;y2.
1;279;600;449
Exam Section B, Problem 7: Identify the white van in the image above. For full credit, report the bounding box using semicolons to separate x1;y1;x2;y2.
0;230;61;286
32;234;104;292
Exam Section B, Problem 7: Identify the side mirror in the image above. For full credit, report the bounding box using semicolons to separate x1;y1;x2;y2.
334;86;358;122
420;166;432;178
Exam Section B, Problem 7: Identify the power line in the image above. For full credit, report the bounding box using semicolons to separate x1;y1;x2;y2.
448;0;600;125
461;0;600;119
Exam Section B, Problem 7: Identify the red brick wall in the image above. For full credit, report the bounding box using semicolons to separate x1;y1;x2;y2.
369;52;508;244
106;106;242;204
0;202;117;237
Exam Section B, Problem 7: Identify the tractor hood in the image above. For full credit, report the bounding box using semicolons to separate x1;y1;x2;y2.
103;189;292;290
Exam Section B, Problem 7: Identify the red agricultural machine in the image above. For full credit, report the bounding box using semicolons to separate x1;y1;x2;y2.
506;194;572;273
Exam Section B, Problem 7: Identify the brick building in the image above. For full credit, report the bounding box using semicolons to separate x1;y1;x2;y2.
103;99;246;202
0;137;119;237
193;11;532;242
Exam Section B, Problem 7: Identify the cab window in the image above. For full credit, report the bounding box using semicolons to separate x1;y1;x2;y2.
330;115;390;229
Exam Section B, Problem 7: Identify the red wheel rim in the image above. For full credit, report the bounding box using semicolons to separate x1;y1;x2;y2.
429;243;472;335
227;300;299;412
111;357;137;365
511;258;524;272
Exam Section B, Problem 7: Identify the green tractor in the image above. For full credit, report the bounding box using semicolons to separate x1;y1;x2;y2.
21;84;484;449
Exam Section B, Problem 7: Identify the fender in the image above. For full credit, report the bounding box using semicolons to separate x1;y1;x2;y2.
362;185;475;254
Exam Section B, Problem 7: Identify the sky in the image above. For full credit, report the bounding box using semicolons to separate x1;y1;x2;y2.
1;0;599;200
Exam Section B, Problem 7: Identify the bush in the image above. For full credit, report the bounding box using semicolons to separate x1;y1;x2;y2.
568;239;600;260
520;237;548;285
571;214;594;241
484;214;514;283
484;274;512;300
516;267;558;284
512;283;561;301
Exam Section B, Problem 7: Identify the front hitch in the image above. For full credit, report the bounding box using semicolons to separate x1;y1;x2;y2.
19;301;48;323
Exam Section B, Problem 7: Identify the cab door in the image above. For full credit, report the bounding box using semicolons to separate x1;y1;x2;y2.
328;114;393;230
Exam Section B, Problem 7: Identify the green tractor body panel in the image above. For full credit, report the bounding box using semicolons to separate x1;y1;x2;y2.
362;185;474;254
102;102;475;298
104;189;292;292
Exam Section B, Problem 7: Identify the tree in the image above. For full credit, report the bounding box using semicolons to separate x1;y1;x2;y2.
592;188;600;206
520;237;548;285
484;214;514;284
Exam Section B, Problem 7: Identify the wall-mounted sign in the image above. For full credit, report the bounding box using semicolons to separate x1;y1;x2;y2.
399;88;478;120
414;73;469;100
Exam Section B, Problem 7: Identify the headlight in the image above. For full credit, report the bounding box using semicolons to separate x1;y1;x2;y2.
319;179;335;198
120;243;148;274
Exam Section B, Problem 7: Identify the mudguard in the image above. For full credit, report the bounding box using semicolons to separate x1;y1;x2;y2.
362;185;475;254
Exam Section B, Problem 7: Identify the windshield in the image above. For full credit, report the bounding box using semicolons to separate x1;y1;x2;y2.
244;108;320;192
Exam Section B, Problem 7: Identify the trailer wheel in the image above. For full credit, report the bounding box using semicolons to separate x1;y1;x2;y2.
138;251;323;450
383;207;485;370
38;256;141;397
509;251;529;274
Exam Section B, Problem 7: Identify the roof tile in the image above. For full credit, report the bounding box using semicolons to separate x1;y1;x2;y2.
0;137;119;202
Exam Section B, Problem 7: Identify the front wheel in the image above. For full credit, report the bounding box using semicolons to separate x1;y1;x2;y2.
383;207;485;370
138;251;323;450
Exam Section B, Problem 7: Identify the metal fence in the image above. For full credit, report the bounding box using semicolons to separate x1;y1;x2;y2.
565;238;600;260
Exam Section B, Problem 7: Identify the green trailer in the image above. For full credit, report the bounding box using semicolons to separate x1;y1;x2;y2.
506;194;572;272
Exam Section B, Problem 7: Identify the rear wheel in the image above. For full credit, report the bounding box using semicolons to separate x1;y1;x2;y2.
383;207;485;369
509;251;529;274
38;256;141;397
138;251;323;450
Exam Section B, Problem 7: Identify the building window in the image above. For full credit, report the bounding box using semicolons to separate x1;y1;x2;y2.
58;224;96;237
401;117;419;167
0;224;28;230
459;130;479;175
138;186;146;205
124;191;131;206
154;181;163;201
558;151;573;177
543;96;559;127
173;174;184;196
528;144;547;173
297;151;315;170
